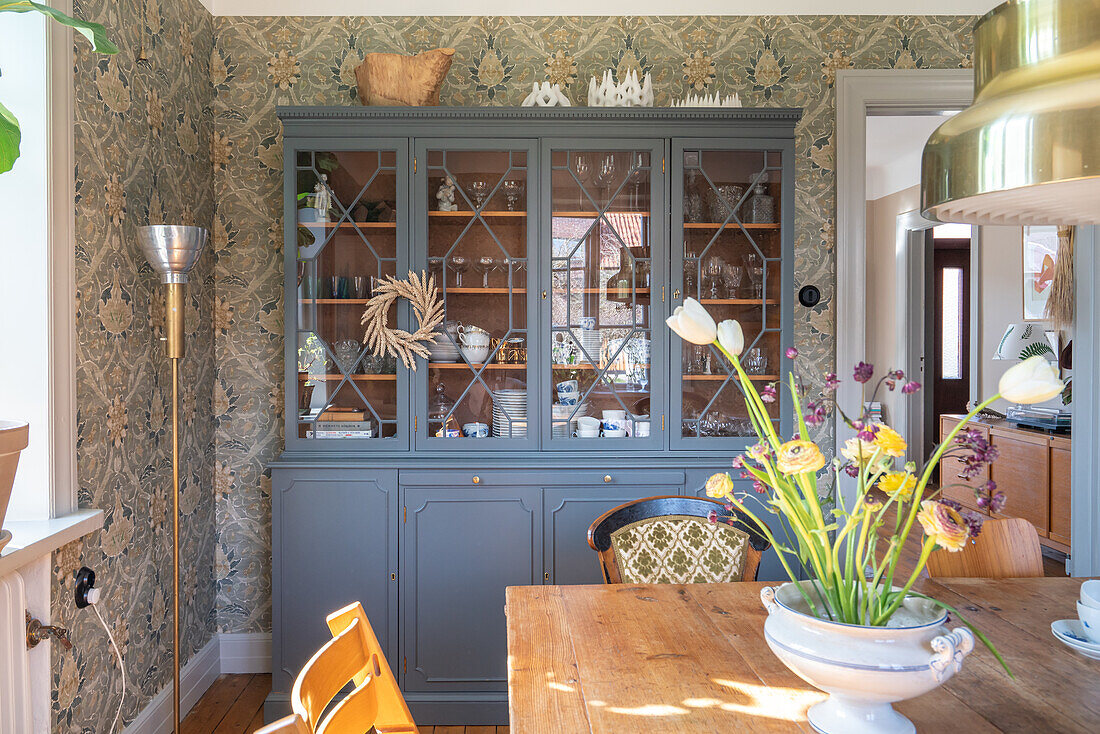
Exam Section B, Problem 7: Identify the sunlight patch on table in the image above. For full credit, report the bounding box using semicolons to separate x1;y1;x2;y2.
712;678;824;721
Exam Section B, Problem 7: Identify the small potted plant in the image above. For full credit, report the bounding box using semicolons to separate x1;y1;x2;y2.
666;298;1063;734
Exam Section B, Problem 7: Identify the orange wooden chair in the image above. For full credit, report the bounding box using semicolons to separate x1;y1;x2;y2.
927;517;1045;579
256;602;416;734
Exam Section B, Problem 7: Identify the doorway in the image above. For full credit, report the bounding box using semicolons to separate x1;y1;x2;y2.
929;237;972;458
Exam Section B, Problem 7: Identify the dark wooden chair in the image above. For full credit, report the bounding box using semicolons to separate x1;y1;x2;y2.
587;495;770;584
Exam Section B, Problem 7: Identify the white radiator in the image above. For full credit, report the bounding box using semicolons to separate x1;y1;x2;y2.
0;571;32;734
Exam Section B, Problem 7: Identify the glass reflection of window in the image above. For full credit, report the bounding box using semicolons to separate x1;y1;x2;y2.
941;267;963;380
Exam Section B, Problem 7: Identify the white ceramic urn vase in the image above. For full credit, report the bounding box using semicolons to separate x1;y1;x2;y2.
761;582;974;734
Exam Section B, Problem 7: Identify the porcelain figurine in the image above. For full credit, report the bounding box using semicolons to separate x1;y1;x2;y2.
436;175;457;211
521;81;571;107
587;70;653;107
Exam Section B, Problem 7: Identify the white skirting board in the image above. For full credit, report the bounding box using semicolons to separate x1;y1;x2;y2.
122;633;271;734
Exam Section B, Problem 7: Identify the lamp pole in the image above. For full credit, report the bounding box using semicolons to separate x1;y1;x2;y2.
138;225;208;733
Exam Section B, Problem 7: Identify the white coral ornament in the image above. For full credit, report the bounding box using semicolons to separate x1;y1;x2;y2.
671;91;743;108
521;81;571;107
587;70;653;107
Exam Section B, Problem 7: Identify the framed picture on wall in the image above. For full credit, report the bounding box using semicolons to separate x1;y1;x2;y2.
1023;225;1059;321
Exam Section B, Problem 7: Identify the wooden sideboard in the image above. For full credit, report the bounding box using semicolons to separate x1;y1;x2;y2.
940;414;1070;552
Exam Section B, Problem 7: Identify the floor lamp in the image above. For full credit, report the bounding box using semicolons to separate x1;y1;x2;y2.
137;225;209;733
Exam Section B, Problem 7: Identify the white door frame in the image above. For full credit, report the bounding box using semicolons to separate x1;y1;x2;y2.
1071;227;1100;576
894;211;981;465
835;69;973;506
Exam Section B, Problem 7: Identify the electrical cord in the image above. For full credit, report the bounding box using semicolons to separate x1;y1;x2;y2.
91;602;126;734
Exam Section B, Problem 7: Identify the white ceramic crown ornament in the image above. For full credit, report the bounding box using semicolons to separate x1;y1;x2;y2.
521;81;571;107
587;69;653;107
672;91;743;108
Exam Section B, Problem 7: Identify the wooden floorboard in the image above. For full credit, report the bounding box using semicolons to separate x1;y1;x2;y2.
187;673;509;733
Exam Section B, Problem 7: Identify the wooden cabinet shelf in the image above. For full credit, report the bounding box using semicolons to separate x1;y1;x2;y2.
299;221;396;229
699;298;778;305
428;210;526;218
429;363;527;370
301;373;396;381
445;287;527;294
299;298;369;304
684;222;780;230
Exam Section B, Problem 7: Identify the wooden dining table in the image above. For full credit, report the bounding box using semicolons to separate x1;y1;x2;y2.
505;577;1100;733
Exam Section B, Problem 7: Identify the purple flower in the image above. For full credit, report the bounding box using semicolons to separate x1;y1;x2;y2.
824;372;840;391
761;384;778;403
975;480;1007;513
962;510;985;540
954;429;999;479
753;479;767;494
885;379;896;391
843;464;860;478
785;347;799;359
707;509;718;523
892;370;905;380
857;424;879;442
853;362;874;383
731;455;744;469
901;381;922;394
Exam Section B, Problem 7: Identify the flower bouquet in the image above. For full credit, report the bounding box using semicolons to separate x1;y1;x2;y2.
666;298;1064;733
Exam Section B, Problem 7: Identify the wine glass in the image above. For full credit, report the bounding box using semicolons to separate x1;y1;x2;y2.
684;259;698;296
704;255;724;300
502;180;524;211
469;180;490;210
475;256;497;288
596;154;618;190
450;255;469;287
571;154;590;209
722;264;744;299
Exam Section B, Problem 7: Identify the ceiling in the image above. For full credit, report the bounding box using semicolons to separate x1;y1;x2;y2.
204;0;999;16
865;114;955;201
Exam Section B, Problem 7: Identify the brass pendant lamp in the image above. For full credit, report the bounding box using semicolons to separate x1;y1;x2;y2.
137;225;208;733
921;0;1100;225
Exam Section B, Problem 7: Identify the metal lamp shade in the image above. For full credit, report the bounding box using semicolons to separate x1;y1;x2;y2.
920;0;1100;225
138;225;209;283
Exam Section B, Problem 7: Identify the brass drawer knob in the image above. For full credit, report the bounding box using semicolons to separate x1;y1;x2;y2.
472;475;480;484
604;475;612;483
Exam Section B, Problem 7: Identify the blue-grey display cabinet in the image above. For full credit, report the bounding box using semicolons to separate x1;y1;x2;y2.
268;107;801;724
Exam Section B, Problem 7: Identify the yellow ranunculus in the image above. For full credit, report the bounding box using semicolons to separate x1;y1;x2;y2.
840;437;891;470
775;439;826;475
705;472;735;498
916;500;969;552
878;471;917;501
872;423;907;458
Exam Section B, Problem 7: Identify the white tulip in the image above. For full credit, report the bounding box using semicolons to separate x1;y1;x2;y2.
998;355;1064;404
666;297;716;345
716;319;744;356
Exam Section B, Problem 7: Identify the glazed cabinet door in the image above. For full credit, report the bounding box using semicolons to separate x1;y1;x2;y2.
412;139;540;450
286;139;411;451
270;468;398;699
669;139;794;450
400;482;542;698
540;139;668;449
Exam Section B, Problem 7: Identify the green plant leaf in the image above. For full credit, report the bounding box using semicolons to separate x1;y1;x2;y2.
1018;341;1054;360
0;2;119;54
0;97;20;174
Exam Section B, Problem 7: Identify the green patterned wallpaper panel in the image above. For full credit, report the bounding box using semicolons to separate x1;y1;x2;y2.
52;0;217;730
210;13;972;634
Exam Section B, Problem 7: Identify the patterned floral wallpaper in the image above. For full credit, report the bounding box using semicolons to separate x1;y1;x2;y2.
210;13;973;635
51;0;217;730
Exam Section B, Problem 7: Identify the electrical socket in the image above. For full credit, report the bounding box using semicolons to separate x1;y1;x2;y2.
75;566;97;608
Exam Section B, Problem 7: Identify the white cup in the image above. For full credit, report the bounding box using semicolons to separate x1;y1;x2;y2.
575;428;600;438
635;421;651;437
602;409;626;421
1081;580;1100;610
576;416;601;431
1077;601;1100;643
603;428;626;438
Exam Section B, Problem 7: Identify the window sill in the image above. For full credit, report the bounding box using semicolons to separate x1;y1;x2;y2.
0;509;104;578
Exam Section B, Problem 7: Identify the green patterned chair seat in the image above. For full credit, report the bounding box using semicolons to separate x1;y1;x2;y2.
609;514;749;584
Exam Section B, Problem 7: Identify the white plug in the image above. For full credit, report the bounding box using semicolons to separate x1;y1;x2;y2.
85;587;101;606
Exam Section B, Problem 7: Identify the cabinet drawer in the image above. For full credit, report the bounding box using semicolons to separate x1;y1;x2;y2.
989;428;1050;535
1050;444;1071;545
398;468;684;488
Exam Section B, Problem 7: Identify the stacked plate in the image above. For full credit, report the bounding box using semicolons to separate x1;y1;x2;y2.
493;389;528;437
428;333;460;363
551;402;589;438
573;329;603;362
1051;620;1100;660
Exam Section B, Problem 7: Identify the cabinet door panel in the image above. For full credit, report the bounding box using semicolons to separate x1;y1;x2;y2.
402;487;541;692
272;470;397;695
544;485;680;585
1050;443;1071;545
990;429;1050;535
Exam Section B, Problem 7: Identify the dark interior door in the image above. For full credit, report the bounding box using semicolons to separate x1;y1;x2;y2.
931;241;971;442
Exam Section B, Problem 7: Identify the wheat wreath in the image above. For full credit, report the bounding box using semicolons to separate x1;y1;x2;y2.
361;271;445;370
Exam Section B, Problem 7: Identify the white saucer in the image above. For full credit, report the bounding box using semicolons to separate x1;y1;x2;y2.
1051;619;1100;659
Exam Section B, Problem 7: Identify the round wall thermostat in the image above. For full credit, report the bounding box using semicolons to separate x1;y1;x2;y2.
798;285;821;308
